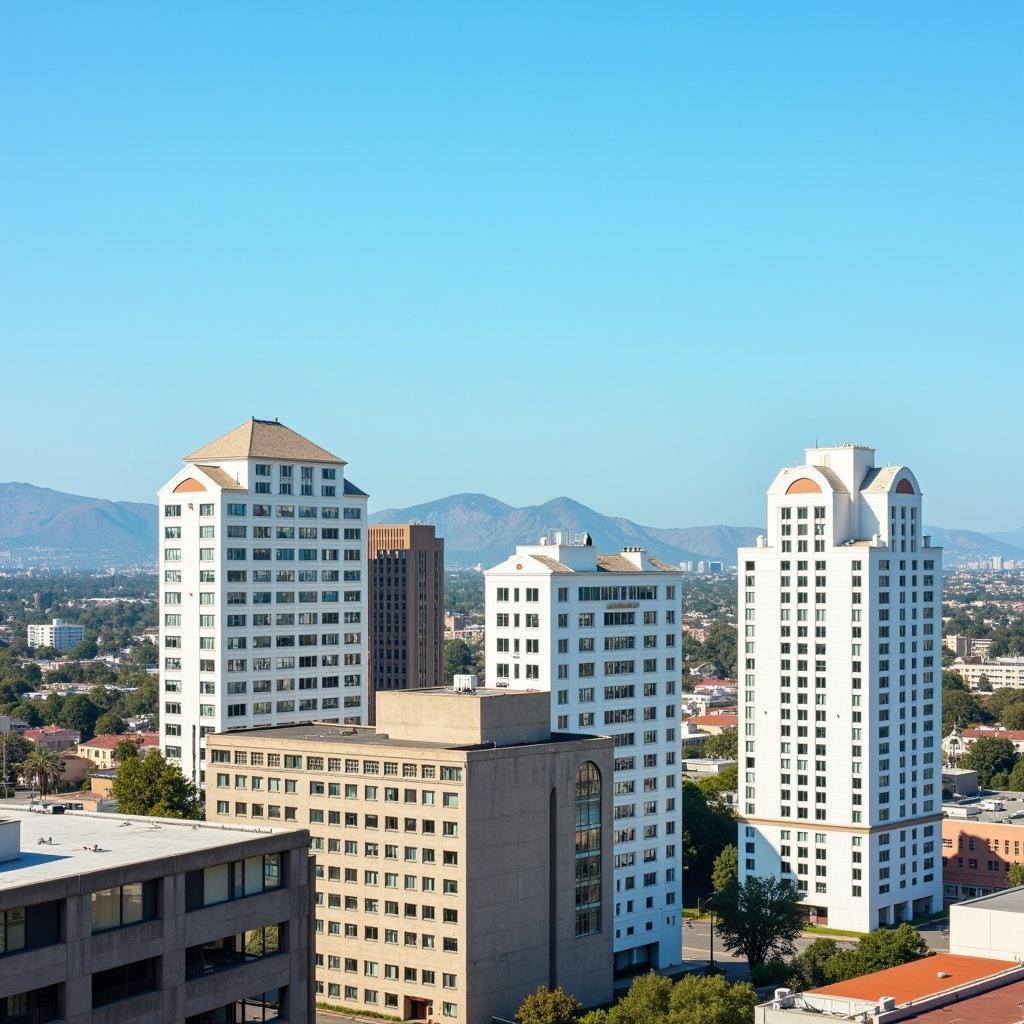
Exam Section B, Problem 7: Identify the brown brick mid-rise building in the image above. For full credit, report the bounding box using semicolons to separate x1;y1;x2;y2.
368;524;444;723
942;816;1024;901
205;686;614;1023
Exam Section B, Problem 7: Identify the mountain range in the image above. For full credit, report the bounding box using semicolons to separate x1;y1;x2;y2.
1;481;1022;570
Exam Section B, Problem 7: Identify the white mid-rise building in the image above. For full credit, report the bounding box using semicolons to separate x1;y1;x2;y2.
739;445;943;932
27;618;85;652
485;537;683;974
157;418;368;786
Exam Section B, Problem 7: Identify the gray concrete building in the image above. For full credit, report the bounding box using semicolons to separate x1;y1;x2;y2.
0;808;313;1024
206;685;615;1023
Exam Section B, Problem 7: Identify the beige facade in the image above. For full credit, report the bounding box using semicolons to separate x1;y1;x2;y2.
206;687;614;1024
0;808;313;1024
368;524;445;723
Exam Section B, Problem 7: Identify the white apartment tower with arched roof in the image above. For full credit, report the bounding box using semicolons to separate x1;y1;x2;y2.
738;445;943;931
157;418;368;787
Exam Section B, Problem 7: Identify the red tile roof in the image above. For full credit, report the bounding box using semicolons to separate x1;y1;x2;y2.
687;713;738;728
963;727;1024;741
79;732;159;751
23;725;79;740
910;975;1024;1024
810;954;1016;1005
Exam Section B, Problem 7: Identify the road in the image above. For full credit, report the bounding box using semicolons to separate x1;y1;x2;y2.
679;915;949;981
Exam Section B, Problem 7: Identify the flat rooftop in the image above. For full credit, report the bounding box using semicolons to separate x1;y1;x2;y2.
809;953;1016;1005
955;886;1024;914
909;976;1024;1024
210;721;598;751
943;791;1024;824
0;808;292;887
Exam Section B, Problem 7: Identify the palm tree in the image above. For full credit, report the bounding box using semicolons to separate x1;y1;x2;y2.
21;746;65;797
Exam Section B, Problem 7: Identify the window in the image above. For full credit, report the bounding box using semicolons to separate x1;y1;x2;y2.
91;881;159;933
575;761;602;936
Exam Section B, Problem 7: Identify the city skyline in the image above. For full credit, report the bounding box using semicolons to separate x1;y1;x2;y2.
2;4;1022;528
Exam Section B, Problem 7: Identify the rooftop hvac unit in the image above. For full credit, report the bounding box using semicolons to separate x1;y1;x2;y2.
453;674;478;693
878;996;896;1012
773;988;791;1001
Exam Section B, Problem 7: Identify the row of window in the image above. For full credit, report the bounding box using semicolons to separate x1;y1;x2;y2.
210;749;463;781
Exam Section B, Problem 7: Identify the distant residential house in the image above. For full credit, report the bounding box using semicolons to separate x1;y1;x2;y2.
23;725;81;752
944;725;1024;759
0;715;30;735
77;731;159;768
685;711;738;736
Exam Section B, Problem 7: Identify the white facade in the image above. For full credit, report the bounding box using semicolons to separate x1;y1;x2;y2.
485;542;683;973
157;419;368;786
739;445;943;931
27;619;85;652
954;657;1024;689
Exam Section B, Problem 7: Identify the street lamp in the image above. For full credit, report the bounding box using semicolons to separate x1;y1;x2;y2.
697;894;717;971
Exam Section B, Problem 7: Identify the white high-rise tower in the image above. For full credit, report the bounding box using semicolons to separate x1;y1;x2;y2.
158;418;368;786
485;537;683;974
738;445;943;931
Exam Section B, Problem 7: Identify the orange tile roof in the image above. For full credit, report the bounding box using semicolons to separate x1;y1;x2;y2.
810;954;1016;1005
687;713;738;728
80;732;159;751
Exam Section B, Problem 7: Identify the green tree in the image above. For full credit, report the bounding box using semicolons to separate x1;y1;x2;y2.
514;986;581;1024
21;746;65;796
788;938;843;991
114;738;142;762
1007;759;1024;793
942;690;993;735
602;972;672;1024
67;637;99;661
0;732;32;791
823;923;930;982
1007;863;1024;887
703;728;738;760
443;638;479;684
681;780;735;894
58;694;101;740
961;737;1020;787
711;844;739;893
1000;704;1024;731
667;974;757;1024
94;711;127;737
112;749;202;819
697;765;739;803
711;875;804;967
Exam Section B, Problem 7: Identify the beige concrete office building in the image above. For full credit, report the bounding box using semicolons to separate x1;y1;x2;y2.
206;686;614;1024
0;808;313;1024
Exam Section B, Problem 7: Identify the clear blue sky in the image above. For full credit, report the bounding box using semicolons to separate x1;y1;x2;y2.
2;3;1021;529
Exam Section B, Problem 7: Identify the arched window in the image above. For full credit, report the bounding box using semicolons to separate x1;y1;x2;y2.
574;762;602;936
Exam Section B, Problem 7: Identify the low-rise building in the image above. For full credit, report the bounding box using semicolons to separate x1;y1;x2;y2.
27;618;86;652
23;725;81;752
756;953;1024;1024
945;725;1024;760
0;807;313;1023
950;888;1024;960
942;807;1024;902
683;711;737;736
77;732;159;768
205;685;615;1023
954;657;1024;689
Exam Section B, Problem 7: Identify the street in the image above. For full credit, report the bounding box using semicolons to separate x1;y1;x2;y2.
678;915;949;982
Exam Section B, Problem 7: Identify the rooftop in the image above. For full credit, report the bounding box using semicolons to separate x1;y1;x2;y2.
910;976;1024;1024
955;886;1024;914
809;953;1016;1005
0;808;293;887
183;417;346;465
79;731;159;751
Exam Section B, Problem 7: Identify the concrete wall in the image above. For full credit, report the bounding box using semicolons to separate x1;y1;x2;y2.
950;900;1024;960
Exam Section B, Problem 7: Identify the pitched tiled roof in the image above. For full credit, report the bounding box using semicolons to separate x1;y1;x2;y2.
194;464;246;491
80;732;159;751
530;555;574;573
184;419;345;465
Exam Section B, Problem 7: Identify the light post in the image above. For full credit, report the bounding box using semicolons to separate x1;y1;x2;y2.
697;894;717;971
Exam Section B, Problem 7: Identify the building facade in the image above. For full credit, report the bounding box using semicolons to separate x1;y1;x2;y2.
942;817;1024;902
28;619;86;652
0;808;312;1024
157;418;368;786
367;524;445;723
205;687;614;1022
738;445;944;931
484;540;683;974
953;658;1024;690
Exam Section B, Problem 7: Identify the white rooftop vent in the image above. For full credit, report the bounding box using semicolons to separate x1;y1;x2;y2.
936;971;950;979
773;988;791;1001
878;996;896;1012
453;674;478;693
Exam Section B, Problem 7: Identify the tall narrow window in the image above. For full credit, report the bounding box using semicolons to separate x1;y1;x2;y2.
574;762;602;936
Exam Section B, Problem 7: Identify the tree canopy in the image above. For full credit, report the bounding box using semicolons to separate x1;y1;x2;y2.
702;729;738;760
681;780;735;895
711;875;804;966
711;844;738;893
961;737;1020;787
112;749;201;819
579;971;757;1024
515;987;582;1024
787;924;931;990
